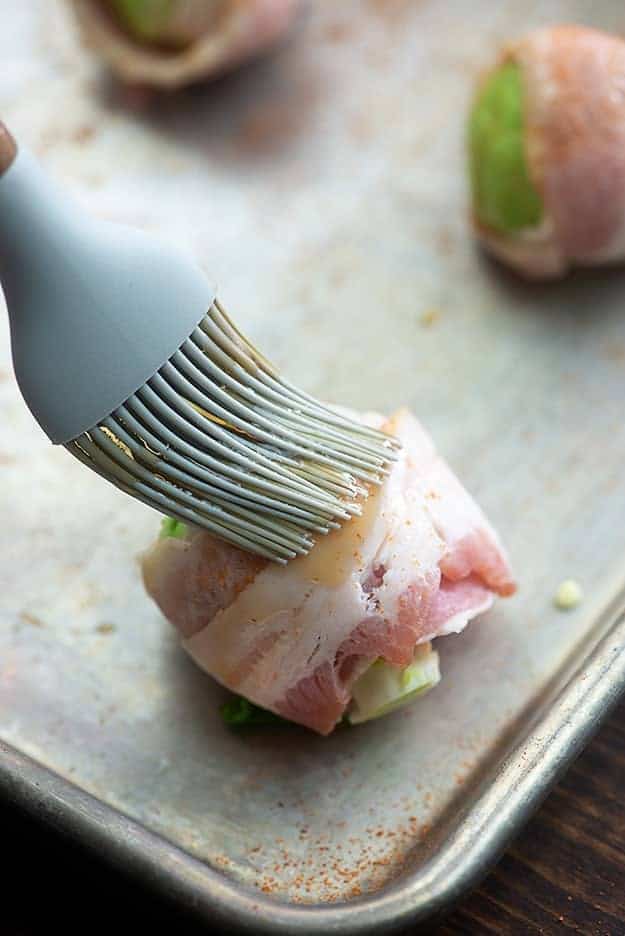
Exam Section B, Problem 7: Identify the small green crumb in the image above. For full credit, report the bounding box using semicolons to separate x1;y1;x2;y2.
160;516;188;540
554;579;583;611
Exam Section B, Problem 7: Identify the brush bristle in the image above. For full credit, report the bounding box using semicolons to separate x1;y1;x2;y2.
66;301;400;562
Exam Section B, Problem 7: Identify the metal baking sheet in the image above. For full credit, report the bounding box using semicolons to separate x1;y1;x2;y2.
2;1;625;932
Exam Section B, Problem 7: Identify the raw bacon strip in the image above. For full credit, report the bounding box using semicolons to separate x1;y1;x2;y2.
142;409;515;734
142;534;264;639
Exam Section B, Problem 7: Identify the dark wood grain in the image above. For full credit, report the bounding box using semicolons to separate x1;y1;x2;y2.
438;699;625;936
4;696;625;935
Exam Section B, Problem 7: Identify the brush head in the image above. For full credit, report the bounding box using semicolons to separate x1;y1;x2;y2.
0;138;399;563
67;300;400;562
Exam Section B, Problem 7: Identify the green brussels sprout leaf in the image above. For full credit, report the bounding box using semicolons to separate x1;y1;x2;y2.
220;697;294;730
469;61;543;233
159;516;188;539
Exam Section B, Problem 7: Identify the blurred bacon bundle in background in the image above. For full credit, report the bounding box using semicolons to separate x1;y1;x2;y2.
70;0;302;88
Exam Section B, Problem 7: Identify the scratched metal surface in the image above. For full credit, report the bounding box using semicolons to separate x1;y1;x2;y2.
2;0;625;916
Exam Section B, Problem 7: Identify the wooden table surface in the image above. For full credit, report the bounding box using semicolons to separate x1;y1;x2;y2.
5;695;625;935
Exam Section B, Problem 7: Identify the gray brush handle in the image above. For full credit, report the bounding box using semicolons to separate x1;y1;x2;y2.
0;121;215;443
